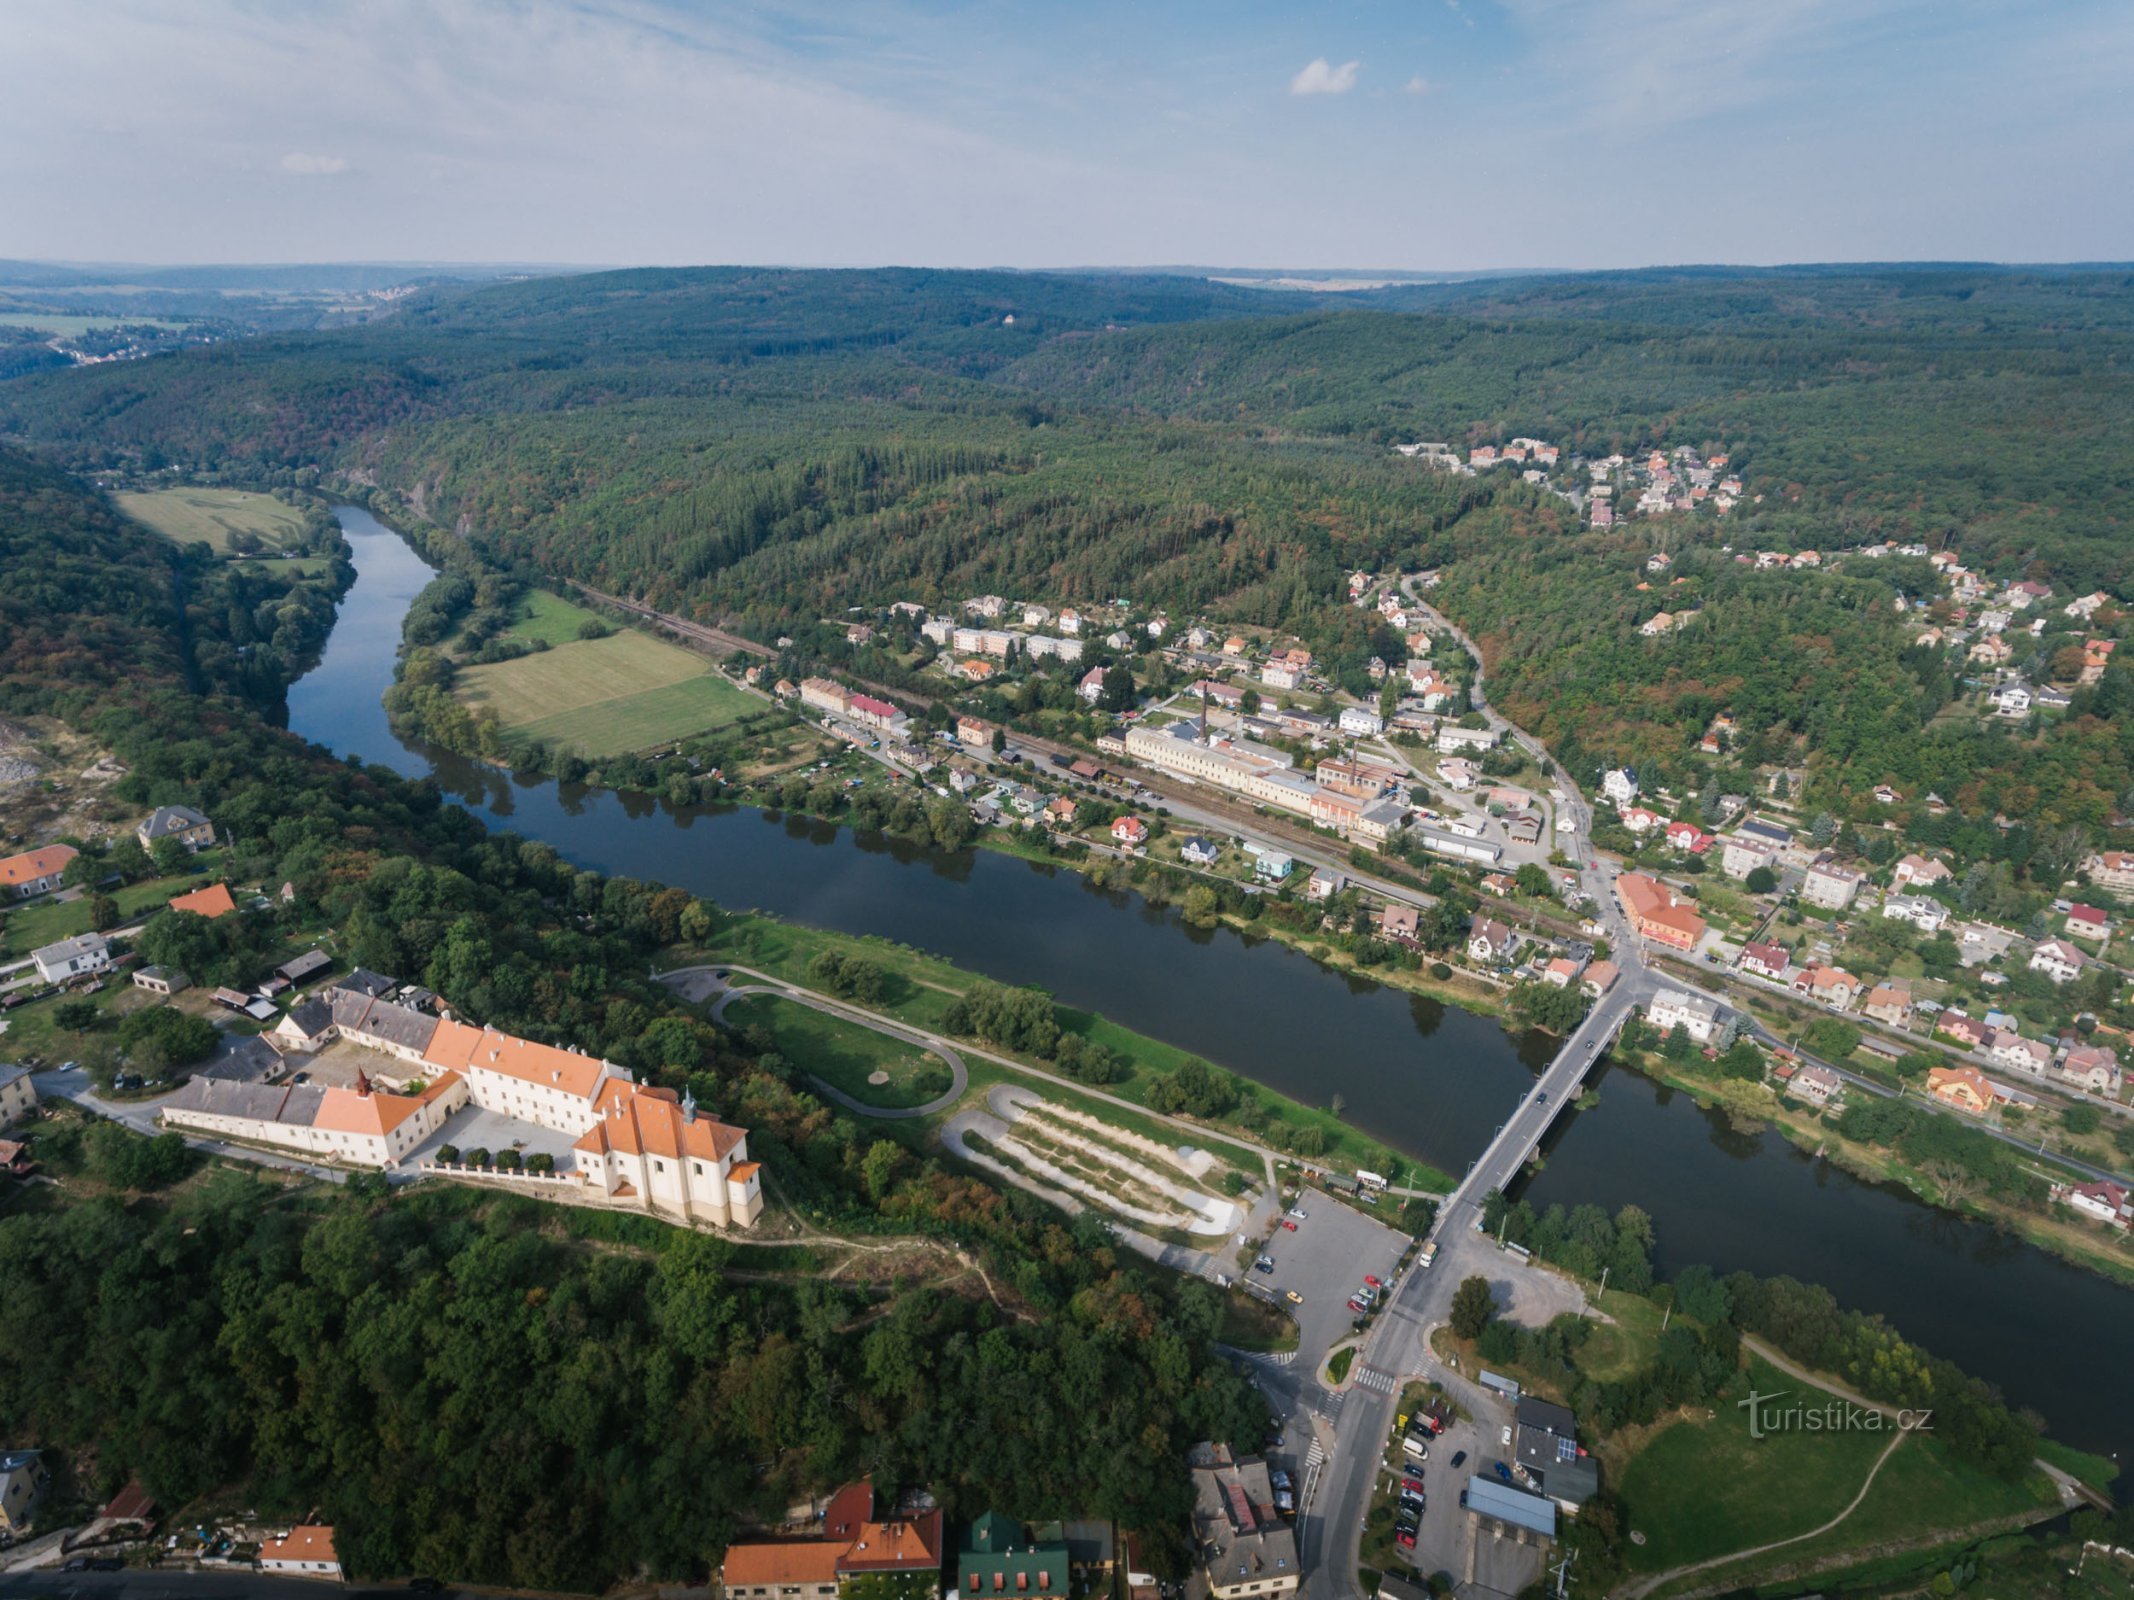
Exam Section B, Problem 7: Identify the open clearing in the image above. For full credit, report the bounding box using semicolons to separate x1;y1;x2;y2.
725;993;956;1110
455;628;762;757
117;487;307;553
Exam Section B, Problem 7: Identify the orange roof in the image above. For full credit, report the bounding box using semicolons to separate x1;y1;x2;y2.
313;1071;460;1137
0;843;76;889
168;881;237;919
1618;872;1706;944
722;1541;846;1587
261;1526;338;1566
840;1513;943;1573
424;1018;610;1099
575;1080;747;1163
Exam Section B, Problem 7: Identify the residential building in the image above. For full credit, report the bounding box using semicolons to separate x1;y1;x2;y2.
1512;1396;1599;1511
1601;768;1638;808
1649;989;1720;1044
957;715;993;747
1927;1065;1997;1114
138;804;214;852
1802;861;1864;912
1306;868;1345;902
959;1512;1068;1600
1937;1013;1989;1049
1125;722;1318;818
1467;918;1517;966
1792;964;1860;1009
2066;904;2110;942
260;1525;342;1581
1542;955;1586;988
1664;820;1712;854
1045;795;1078;827
1581;960;1620;998
1317;758;1393;799
0;1450;50;1535
169;881;238;919
0;843;77;899
1617;873;1707;951
1253;850;1294;882
1882;893;1950;934
2088;851;2134;895
1988;1029;2052;1077
1262;663;1300;691
2063;1181;2132;1229
1190;1444;1300;1600
1720;833;1779;881
2030;939;2086;984
1078;667;1109;704
1863;982;1912;1027
1380;904;1421;944
724;1484;944;1600
1435;724;1497;754
1338;706;1385;737
1111;815;1149;847
32;931;110;985
1181;836;1220;867
1738;941;1790;980
0;1065;34;1128
800;677;850;717
2060;1044;2123;1096
1791;1064;1843;1106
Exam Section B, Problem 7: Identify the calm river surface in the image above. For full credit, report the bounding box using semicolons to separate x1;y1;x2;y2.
291;506;2133;1461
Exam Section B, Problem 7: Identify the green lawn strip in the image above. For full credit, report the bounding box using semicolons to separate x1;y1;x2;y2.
723;992;954;1110
1327;1345;1356;1384
1571;1288;1668;1385
2035;1437;2120;1493
698;916;1441;1183
1619;1354;2052;1579
1650;1433;2059;1598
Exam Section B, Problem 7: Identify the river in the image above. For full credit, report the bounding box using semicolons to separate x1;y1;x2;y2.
291;505;2133;1463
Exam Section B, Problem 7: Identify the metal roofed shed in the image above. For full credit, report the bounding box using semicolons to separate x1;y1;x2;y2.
1478;1369;1522;1401
1463;1476;1556;1538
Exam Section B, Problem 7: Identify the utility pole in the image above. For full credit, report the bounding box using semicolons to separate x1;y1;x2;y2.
1550;1547;1577;1599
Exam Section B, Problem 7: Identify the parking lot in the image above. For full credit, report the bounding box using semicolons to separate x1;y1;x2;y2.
1248;1191;1413;1373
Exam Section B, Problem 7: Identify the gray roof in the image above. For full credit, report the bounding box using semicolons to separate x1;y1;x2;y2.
0;1064;29;1092
328;989;438;1054
1516;1396;1577;1436
196;1035;285;1084
33;932;108;965
1462;1476;1556;1537
139;805;209;839
161;1077;324;1127
282;997;333;1038
340;967;397;999
275;949;333;983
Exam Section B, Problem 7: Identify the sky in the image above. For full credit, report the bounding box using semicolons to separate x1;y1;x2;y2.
3;0;2131;271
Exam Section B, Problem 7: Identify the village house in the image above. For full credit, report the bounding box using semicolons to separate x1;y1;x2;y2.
1989;1030;2054;1077
1617;872;1707;951
259;1525;342;1581
137;804;214;853
2088;851;2134;895
1882;893;1950;934
1467;917;1517;966
1181;836;1220;867
1111;815;1149;848
1937;1012;1989;1049
169;881;238;919
2066;904;2110;942
2059;1044;2123;1096
1790;1063;1844;1107
1927;1065;2001;1114
1045;795;1079;827
724;1482;944;1600
1621;806;1664;835
1190;1444;1300;1600
32;931;110;986
1306;867;1345;902
2030;939;2087;985
1649;990;1720;1044
1664;820;1712;854
957;714;992;747
1380;904;1421;945
1581;960;1621;998
1792;964;1861;1010
0;1064;35;1128
0;843;77;899
0;1450;50;1536
1862;981;1912;1028
1738;941;1791;981
1542;954;1587;988
1435;724;1497;755
1077;667;1108;704
2061;1181;2132;1229
1601;768;1638;808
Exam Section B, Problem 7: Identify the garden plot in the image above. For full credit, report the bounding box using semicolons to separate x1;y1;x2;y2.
948;1084;1245;1236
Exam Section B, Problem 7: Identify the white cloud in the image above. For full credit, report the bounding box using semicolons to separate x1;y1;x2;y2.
1289;57;1360;96
280;151;349;176
1403;75;1432;95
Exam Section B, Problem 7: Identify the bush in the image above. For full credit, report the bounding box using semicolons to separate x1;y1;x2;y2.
463;1147;492;1168
496;1149;523;1171
437;1144;461;1164
527;1152;555;1173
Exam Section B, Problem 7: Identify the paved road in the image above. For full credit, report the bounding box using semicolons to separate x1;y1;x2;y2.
0;1575;459;1600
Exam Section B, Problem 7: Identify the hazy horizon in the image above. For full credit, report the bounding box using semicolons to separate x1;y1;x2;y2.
5;0;2130;271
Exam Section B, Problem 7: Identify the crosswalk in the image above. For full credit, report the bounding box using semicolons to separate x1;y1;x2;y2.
1354;1364;1400;1394
1304;1440;1326;1473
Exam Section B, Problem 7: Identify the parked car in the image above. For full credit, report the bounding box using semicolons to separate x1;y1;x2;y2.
1500;1424;1513;1447
1450;1451;1467;1468
1288;1206;1308;1220
1284;1289;1303;1304
1399;1489;1425;1511
1281;1219;1298;1231
1395;1528;1417;1549
1401;1474;1424;1494
1347;1296;1367;1313
1494;1461;1513;1484
1254;1256;1275;1274
1364;1274;1383;1288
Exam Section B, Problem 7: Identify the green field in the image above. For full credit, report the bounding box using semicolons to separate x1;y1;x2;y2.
456;628;761;757
502;589;608;648
724;992;955;1110
116;487;307;554
1619;1355;2053;1581
0;858;228;959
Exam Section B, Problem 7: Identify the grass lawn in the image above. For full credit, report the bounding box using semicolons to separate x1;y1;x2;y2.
252;557;336;578
116;487;307;553
456;629;762;757
502;589;608;649
724;993;955;1110
0;861;229;959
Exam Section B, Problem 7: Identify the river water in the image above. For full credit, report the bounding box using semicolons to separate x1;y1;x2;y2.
290;506;2133;1462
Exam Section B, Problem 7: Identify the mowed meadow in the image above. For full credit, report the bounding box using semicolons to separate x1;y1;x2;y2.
455;622;762;757
115;485;308;553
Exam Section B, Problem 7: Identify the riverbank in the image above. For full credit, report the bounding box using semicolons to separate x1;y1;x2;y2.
687;914;1453;1192
1618;1046;2134;1289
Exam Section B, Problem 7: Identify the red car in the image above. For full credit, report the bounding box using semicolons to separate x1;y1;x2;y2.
1402;1476;1424;1495
1347;1297;1367;1313
1395;1529;1417;1549
1364;1275;1383;1288
1282;1219;1299;1231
